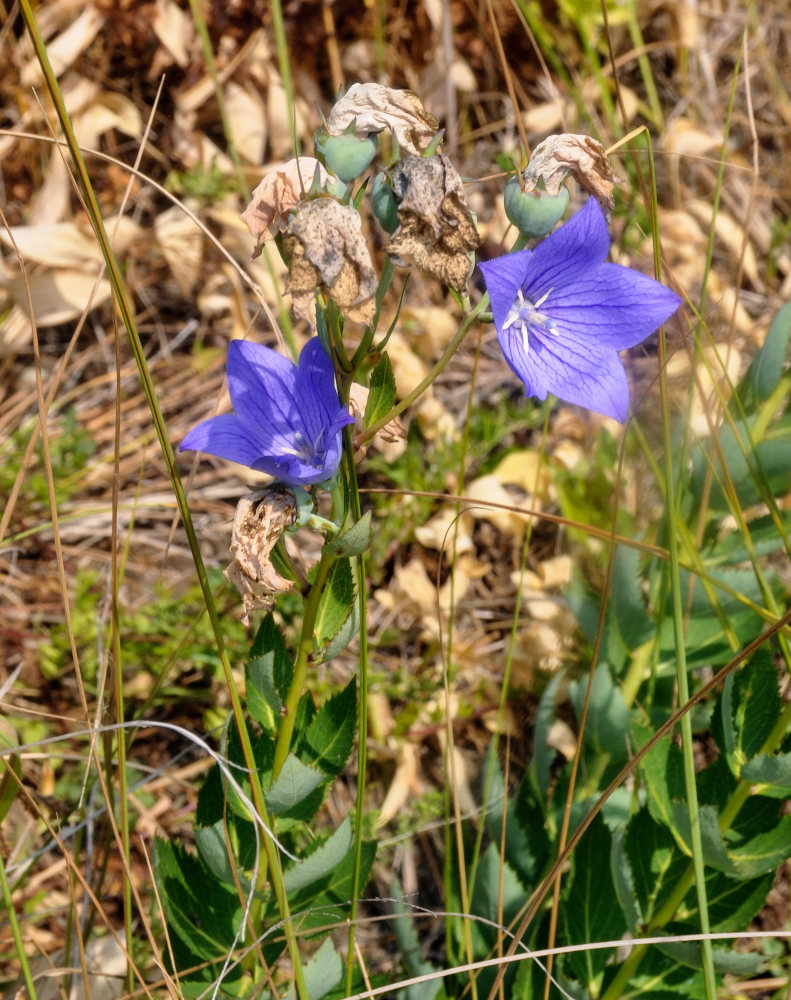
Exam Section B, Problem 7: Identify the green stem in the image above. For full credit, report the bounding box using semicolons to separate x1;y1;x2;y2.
272;551;336;780
0;850;38;1000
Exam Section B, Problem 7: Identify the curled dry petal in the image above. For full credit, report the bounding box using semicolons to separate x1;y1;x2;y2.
241;157;330;256
224;486;297;626
327;82;439;156
523;134;616;215
385;154;481;291
283;198;378;326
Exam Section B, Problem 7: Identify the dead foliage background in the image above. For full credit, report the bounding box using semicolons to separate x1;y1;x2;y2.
1;0;790;993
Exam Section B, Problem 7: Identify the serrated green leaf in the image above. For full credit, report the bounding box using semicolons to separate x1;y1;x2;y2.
714;650;780;775
636;722;687;840
325;510;372;556
302;677;356;777
611;828;641;933
283;817;352;894
697;869;774;931
569;664;630;759
604;547;655;674
321;594;360;663
741;751;791;796
194;820;240;889
247;615;293;728
364;352;396;429
562;814;626;986
672;802;739;875
484;743;540;889
625;807;689;925
153;838;242;962
727;813;791;877
391;875;444;1000
315;558;355;649
266;754;325;815
304;939;343;1000
749;300;791;402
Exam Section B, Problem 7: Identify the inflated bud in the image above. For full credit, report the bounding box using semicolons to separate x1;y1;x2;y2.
371;171;399;234
503;177;569;238
316;122;377;182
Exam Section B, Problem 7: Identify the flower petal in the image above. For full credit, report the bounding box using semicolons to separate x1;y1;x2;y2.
522;197;610;299
498;324;630;422
546;262;681;349
226;339;301;436
478;250;532;332
297;337;355;437
180;413;268;467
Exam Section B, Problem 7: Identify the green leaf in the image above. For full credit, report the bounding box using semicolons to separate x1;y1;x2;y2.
325;510;372;557
484;744;540;889
697;869;774;931
283;817;353;894
266;754;325;815
569;664;631;759
691;412;791;511
635;722;686;842
749;300;791;403
672;802;739;875
153;838;242;962
304;939;343;1000
611;828;641;933
741;751;791;796
364;352;396;429
321;593;360;663
194;820;242;889
562;814;627;986
625;807;690;925
315;558;355;650
528;668;565;802
0;720;21;824
247;615;293;728
302;677;356;777
713;650;780;775
657;940;764;976
391;875;444;1000
727;812;791;877
604;547;655;674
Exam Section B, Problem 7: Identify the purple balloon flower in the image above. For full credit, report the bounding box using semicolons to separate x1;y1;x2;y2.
180;338;354;486
478;198;681;422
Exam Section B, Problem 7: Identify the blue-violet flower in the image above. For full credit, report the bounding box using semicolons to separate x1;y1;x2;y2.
478;198;681;422
180;338;354;487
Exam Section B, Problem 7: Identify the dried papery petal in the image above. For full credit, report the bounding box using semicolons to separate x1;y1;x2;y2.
385;155;481;291
241;157;330;256
283;199;378;326
327;82;439;156
523;134;616;215
224;486;297;625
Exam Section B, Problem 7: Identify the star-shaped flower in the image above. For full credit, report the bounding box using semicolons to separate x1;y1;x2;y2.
478;198;681;422
180;338;354;487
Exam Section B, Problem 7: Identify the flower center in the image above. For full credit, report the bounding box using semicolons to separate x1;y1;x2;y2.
502;288;556;352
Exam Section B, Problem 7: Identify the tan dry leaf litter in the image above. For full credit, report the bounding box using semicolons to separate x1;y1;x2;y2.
224;487;297;626
241;157;331;253
326;82;440;155
386;154;481;292
283;198;378;327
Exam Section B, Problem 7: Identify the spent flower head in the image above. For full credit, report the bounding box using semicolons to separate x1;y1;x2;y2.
478;198;681;422
180;338;354;486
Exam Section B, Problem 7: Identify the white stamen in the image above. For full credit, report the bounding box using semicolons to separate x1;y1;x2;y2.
502;287;557;354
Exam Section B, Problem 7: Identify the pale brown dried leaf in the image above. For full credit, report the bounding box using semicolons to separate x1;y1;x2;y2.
283;198;377;326
224;487;297;626
326;82;439;155
385;155;480;291
523;133;616;214
240;157;330;255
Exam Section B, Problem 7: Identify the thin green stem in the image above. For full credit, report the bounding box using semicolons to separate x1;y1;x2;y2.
273;551;336;780
269;0;299;155
0;850;38;1000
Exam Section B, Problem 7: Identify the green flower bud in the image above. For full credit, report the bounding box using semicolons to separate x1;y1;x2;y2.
504;177;569;238
371;172;400;234
317;126;378;183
